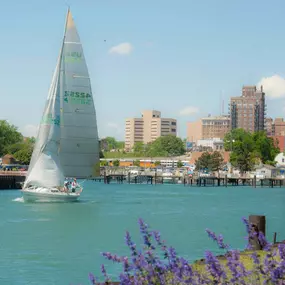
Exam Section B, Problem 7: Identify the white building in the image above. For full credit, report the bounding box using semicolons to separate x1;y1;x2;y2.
275;153;285;167
196;138;224;151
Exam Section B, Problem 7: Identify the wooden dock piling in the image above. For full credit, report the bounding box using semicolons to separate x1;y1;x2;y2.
249;215;266;250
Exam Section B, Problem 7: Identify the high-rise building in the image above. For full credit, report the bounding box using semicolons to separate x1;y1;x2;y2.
229;86;266;132
187;115;230;143
125;110;177;150
272;118;285;136
265;117;274;136
201;115;230;139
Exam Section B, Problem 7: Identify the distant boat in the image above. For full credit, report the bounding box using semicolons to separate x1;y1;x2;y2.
21;9;99;202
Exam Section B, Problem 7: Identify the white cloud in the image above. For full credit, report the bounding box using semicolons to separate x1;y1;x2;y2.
109;42;133;55
257;74;285;99
179;106;199;116
21;124;38;138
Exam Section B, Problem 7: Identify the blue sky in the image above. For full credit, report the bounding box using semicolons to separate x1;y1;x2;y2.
1;0;285;140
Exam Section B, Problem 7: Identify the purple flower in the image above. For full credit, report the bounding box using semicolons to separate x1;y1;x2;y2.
206;229;230;249
205;250;226;281
88;273;96;285
93;217;285;285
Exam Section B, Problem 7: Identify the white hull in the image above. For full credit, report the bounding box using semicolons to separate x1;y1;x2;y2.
21;187;81;203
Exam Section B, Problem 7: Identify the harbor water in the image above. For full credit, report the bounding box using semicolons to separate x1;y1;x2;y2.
1;182;285;284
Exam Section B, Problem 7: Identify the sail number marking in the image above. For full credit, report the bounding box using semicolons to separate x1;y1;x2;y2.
64;51;82;62
64;91;92;105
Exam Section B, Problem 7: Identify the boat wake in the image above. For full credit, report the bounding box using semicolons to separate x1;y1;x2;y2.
12;197;24;203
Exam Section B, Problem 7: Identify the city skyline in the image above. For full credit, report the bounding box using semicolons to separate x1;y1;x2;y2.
2;0;285;140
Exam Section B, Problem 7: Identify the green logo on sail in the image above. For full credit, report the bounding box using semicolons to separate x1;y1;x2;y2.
41;114;60;126
64;91;92;105
64;51;82;62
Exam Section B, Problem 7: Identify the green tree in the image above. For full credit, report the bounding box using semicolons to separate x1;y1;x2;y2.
252;131;279;165
154;161;161;166
147;135;185;157
0;120;23;156
99;150;104;158
177;160;183;168
195;152;211;171
133;160;140;167
103;137;118;151
113;159;120;167
224;129;279;172
210;151;224;172
100;160;109;167
133;142;145;154
224;129;256;173
5;138;35;165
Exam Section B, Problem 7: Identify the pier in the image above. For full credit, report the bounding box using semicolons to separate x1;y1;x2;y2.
99;172;285;188
0;171;26;189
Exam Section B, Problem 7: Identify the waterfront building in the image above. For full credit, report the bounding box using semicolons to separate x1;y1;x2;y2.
125;110;177;150
229;85;266;132
187;115;230;143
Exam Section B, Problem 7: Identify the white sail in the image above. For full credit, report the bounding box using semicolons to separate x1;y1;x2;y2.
24;54;65;188
59;10;99;178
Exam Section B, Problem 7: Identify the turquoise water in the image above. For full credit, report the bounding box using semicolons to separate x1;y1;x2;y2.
1;182;285;284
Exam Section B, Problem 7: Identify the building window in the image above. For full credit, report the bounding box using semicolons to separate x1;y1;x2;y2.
171;122;176;126
171;129;176;132
282;158;285;163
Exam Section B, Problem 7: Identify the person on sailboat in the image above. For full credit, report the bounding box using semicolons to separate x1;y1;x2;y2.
64;180;69;192
71;178;78;193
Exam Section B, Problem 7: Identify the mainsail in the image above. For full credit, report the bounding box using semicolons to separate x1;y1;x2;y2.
59;10;99;178
24;52;65;188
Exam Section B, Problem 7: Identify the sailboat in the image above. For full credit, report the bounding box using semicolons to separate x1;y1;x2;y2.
21;9;99;202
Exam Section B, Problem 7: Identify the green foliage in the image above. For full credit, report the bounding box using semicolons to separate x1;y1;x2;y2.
0;120;23;156
99;150;104;158
177;160;183;168
103;136;185;158
195;152;212;171
133;142;145;154
5;138;35;165
100;160;109;167
154;161;161;166
100;137;124;151
195;151;224;172
210;151;224;171
224;129;279;172
113;159;120;167
252;131;279;164
133;160;140;167
147;135;185;157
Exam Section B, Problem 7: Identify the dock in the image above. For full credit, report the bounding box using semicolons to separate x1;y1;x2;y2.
99;173;285;188
1;170;285;189
0;171;26;189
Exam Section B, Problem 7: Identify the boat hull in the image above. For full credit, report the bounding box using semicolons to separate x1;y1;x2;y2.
21;188;81;203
